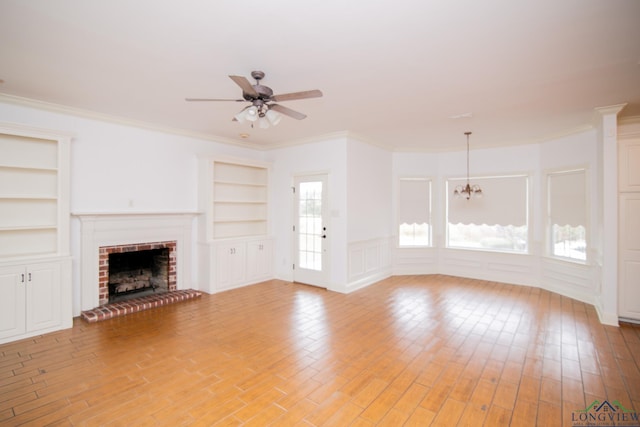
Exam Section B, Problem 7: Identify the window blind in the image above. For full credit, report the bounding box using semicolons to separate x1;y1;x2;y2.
447;175;528;226
398;178;430;225
548;169;586;227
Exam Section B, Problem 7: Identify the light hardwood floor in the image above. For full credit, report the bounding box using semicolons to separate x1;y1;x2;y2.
1;275;639;426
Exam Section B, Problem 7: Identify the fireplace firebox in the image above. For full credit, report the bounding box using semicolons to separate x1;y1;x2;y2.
98;241;177;306
108;248;169;302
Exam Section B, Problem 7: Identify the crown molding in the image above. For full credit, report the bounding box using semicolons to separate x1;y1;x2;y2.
0;120;75;139
392;124;597;154
594;103;627;117
0;92;257;149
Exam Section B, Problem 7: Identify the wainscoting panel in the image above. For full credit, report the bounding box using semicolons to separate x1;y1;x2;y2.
347;237;392;292
439;249;536;287
392;247;438;275
540;258;595;304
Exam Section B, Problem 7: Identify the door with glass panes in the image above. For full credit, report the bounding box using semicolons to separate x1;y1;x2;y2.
293;174;329;287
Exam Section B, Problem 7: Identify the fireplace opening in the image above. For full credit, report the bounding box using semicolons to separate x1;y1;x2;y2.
108;248;169;302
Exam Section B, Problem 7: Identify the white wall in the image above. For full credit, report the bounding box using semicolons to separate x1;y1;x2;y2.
345;137;393;291
265;136;349;290
346;138;392;242
392;129;602;314
1;100;266;315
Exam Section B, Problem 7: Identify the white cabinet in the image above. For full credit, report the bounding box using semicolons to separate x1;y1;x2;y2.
198;156;275;293
0;123;72;344
618;193;640;321
0;260;66;343
618;135;640;321
205;237;274;292
618;137;640;192
246;239;273;282
214;241;247;290
0;265;26;340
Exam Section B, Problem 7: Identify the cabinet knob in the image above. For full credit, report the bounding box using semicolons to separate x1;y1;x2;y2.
21;273;25;283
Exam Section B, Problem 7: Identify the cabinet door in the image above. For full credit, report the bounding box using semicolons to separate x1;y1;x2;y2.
246;240;273;282
619;138;640;192
215;243;246;290
25;262;61;332
619;193;640;321
0;265;26;340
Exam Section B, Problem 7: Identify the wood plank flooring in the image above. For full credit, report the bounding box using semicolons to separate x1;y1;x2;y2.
1;275;639;426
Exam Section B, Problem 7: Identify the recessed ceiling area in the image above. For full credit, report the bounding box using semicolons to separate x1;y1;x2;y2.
1;0;639;151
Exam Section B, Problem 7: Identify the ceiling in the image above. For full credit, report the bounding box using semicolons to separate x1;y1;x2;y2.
1;0;639;151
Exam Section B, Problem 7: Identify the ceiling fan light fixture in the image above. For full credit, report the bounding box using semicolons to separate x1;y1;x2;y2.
186;71;322;128
266;109;282;126
246;106;259;122
234;108;248;123
258;117;270;129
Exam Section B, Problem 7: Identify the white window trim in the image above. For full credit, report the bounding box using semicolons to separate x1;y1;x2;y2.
397;176;433;248
544;166;590;265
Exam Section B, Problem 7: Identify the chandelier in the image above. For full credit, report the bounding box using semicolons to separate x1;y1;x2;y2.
234;99;282;129
453;131;483;200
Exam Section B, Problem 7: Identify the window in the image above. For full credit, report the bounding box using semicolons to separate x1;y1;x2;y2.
398;178;431;247
547;169;587;262
447;175;529;253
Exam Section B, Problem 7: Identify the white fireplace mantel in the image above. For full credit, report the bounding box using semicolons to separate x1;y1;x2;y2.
74;212;198;311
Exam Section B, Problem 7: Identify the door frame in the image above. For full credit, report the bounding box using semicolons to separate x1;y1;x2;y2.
292;172;330;288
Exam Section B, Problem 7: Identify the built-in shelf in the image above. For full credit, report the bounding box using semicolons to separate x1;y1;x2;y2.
0;195;58;200
200;158;270;241
213;180;267;187
198;156;273;293
0;164;58;172
0;225;57;231
0;124;72;344
0;132;62;259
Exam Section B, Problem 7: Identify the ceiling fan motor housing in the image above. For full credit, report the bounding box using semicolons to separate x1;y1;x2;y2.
244;84;273;101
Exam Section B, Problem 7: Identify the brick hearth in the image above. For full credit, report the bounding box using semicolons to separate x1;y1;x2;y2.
80;289;202;323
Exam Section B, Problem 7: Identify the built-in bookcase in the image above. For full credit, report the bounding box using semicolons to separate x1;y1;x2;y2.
210;160;268;239
0;134;61;258
198;156;273;294
0;123;72;345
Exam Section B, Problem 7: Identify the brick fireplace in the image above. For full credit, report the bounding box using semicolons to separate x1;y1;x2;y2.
99;241;177;306
75;213;197;313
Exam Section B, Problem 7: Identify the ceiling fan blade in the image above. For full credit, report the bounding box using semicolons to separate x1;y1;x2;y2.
271;89;323;102
270;103;307;120
185;98;245;102
229;75;259;97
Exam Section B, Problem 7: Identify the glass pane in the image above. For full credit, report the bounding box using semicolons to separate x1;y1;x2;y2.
552;224;586;261
447;223;528;253
399;223;430;247
298;181;323;271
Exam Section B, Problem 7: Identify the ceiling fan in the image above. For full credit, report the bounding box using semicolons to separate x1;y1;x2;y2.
186;71;322;128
